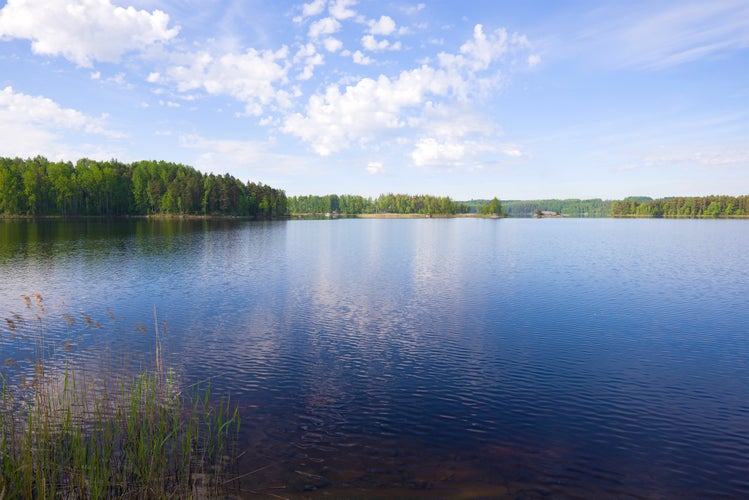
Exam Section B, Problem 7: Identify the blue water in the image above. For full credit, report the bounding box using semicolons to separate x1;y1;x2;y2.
1;218;748;497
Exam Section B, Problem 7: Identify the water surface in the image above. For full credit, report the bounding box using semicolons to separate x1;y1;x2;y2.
1;218;747;497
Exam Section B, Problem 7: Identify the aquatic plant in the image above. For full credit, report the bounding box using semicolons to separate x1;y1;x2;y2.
0;297;241;498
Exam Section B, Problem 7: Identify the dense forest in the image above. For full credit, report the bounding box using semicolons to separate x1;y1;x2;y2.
0;156;286;216
474;196;748;218
289;193;463;215
497;199;613;217
287;194;504;216
610;195;749;217
1;156;745;219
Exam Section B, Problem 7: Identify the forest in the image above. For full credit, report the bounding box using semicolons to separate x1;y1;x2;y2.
610;196;749;217
287;194;505;216
0;156;286;217
1;156;746;219
474;196;748;218
497;199;613;217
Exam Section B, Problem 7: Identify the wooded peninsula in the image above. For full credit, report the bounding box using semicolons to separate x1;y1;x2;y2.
1;156;747;218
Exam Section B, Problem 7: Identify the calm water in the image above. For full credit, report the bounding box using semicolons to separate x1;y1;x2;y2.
1;218;748;498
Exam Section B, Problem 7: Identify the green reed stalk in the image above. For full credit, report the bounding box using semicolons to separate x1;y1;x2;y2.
0;301;242;498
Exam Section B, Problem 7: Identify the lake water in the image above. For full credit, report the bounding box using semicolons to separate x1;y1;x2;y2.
1;218;747;498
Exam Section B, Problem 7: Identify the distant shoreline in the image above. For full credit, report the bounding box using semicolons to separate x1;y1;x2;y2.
3;213;748;221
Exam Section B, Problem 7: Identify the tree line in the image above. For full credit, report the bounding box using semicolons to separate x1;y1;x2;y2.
286;194;504;216
287;193;463;215
610;195;749;217
2;156;744;219
495;199;613;217
0;156;286;217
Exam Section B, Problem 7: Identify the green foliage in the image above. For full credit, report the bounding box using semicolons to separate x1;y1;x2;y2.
611;195;749;218
492;198;613;217
479;197;503;216
0;301;241;498
0;156;286;217
287;193;467;215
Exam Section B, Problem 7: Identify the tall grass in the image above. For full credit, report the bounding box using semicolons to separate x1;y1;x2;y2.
0;297;241;498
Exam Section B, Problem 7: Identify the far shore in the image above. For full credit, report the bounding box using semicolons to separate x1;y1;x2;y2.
3;213;748;221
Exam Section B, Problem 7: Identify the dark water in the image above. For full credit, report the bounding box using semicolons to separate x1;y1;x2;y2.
1;218;747;498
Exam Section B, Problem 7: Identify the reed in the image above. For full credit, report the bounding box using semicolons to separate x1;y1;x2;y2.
0;297;241;498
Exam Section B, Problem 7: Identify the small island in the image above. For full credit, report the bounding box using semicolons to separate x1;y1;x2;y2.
534;210;568;218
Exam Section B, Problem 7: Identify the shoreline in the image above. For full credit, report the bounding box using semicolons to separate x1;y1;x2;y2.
2;213;748;221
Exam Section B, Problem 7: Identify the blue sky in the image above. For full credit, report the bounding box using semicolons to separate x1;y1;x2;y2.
0;0;747;200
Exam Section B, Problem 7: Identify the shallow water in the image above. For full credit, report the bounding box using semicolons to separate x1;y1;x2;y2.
1;218;747;497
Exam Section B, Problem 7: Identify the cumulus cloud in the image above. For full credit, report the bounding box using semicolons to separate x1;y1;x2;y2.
366;161;384;175
283;66;453;155
368;15;397;36
166;47;291;116
302;0;326;18
329;0;357;20
323;37;343;52
283;24;532;157
411;138;465;166
0;0;179;67
352;50;373;65
408;102;525;167
410;136;524;167
0;86;123;158
294;44;324;80
362;35;401;52
438;24;512;72
308;16;341;38
0;86;119;136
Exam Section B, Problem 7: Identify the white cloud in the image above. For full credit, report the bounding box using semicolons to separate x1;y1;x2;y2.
0;86;119;135
0;0;179;67
352;50;372;65
362;35;401;52
283;24;532;157
0;86;123;159
283;66;453;155
301;0;326;18
408;102;524;167
366;161;384;175
147;72;161;83
159;99;180;108
166;47;290;116
369;15;396;36
411;138;465;166
294;44;324;80
362;35;388;51
329;0;357;20
401;3;426;15
323;37;343;52
528;54;541;67
501;146;524;157
438;24;510;72
410;137;523;167
308;16;341;38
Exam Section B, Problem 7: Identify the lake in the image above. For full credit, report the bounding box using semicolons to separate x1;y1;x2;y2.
1;217;747;497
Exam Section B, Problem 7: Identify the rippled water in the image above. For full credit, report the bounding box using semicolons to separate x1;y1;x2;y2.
1;218;748;497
